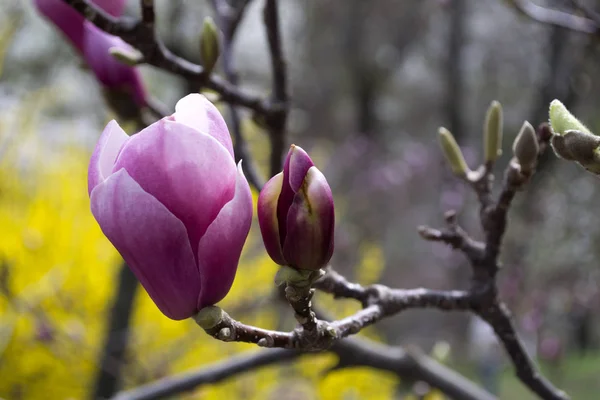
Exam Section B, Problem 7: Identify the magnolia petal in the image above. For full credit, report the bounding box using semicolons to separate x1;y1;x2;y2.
34;0;87;51
282;167;334;270
88;120;129;195
277;147;298;245
90;168;200;320
257;172;286;265
174;94;234;158
197;162;253;308
287;145;314;192
113;119;237;252
83;23;147;105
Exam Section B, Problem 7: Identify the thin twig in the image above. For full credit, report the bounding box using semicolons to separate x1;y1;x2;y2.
505;0;599;34
139;0;155;26
199;280;472;351
263;0;289;176
60;0;271;114
210;0;264;190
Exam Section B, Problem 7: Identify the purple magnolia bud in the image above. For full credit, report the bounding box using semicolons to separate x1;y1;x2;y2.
88;94;252;320
258;145;335;271
34;0;147;107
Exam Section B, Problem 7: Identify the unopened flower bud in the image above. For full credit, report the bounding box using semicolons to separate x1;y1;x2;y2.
200;17;221;76
549;99;591;136
512;121;538;171
258;145;335;271
194;306;225;329
109;46;144;66
438;127;469;176
484;101;503;162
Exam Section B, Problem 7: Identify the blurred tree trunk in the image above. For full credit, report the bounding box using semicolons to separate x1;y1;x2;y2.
92;264;138;400
344;0;379;137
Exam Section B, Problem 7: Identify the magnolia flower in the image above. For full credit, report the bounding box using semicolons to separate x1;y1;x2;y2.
34;0;147;107
88;94;252;320
258;145;334;271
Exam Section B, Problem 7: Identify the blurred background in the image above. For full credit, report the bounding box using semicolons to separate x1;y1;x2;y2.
1;0;600;399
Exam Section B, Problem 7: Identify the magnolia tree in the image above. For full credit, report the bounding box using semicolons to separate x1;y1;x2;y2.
33;0;600;399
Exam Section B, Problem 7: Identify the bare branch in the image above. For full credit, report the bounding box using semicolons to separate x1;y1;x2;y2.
198;279;472;352
60;0;271;114
112;337;496;400
421;120;567;399
418;211;486;263
139;0;155;26
210;0;265;190
477;303;569;400
313;268;370;304
505;0;598;34
332;338;497;400
263;0;289;176
112;348;301;400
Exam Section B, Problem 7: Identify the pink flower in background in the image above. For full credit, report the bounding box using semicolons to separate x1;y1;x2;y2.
258;145;335;271
33;0;147;106
88;94;252;320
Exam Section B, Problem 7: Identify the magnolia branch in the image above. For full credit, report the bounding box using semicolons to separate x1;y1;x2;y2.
60;0;272;114
113;335;495;400
420;123;567;400
195;277;472;351
504;0;599;34
192;123;565;399
263;0;289;176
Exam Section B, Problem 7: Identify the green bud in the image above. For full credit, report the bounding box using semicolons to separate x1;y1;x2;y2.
200;17;221;75
512;121;538;170
109;46;144;66
548;99;592;136
438;127;469;176
194;306;224;329
484;101;503;162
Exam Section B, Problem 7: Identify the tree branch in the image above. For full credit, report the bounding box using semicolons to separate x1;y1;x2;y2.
504;0;599;34
421;123;568;400
112;336;496;400
196;278;472;352
478;302;568;400
139;0;155;26
60;0;271;114
93;263;139;399
209;0;265;190
263;0;289;176
112;348;301;400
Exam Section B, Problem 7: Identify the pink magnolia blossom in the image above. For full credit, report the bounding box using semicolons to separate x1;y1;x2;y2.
258;145;335;271
88;94;252;320
34;0;147;106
